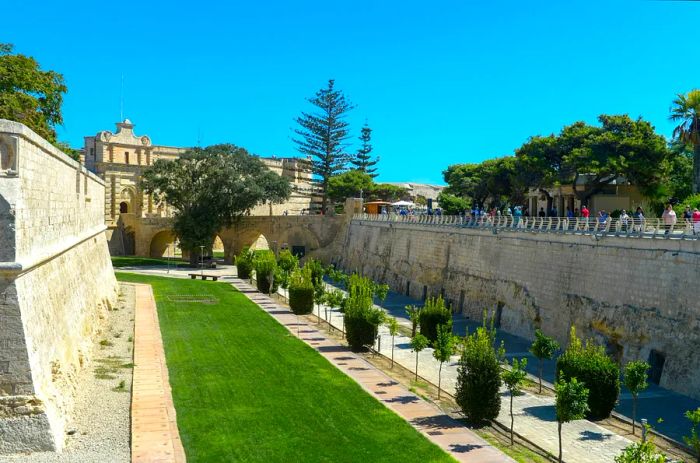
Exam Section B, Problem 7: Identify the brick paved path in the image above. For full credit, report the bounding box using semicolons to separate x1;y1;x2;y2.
232;278;513;463
131;283;186;463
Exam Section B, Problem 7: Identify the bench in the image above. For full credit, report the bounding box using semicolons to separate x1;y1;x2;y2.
188;273;219;281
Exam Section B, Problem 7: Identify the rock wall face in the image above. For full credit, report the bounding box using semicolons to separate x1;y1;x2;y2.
0;120;118;453
337;219;700;399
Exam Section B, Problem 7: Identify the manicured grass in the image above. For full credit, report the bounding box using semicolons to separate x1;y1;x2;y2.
116;272;455;463
111;256;187;267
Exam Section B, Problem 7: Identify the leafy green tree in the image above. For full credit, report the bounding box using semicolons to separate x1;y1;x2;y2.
373;283;389;304
351;122;379;177
443;157;519;208
437;191;469;215
325;289;344;331
327;169;374;204
277;249;299;273
555;377;589;463
433;325;456;399
623;361;649;436
0;43;66;144
344;275;385;350
406;305;422;337
683;407;700;463
529;329;559;393
253;250;278;294
235;247;254;280
386;317;400;368
293;79;354;214
142;145;291;264
419;296;452;344
369;183;408;202
288;267;314;315
410;333;429;382
502;358;528;445
314;283;326;326
455;324;502;423
670;89;700;193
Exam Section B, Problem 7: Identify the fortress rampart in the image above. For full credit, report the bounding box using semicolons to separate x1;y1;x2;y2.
0;120;118;453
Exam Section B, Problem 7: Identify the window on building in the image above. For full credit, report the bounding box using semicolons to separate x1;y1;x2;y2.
125;151;130;164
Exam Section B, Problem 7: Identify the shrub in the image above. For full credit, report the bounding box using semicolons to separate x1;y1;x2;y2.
344;275;385;351
235;247;254;279
556;326;620;420
253;250;278;294
455;322;502;423
304;258;325;287
288;267;314;315
419;296;452;344
277;249;298;273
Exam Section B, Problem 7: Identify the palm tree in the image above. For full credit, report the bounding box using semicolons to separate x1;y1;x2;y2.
670;90;700;193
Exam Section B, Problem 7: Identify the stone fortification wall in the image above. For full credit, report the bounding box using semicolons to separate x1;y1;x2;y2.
0;120;118;453
337;219;700;399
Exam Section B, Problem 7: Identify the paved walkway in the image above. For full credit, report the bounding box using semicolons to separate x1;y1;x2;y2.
231;278;512;463
131;283;186;463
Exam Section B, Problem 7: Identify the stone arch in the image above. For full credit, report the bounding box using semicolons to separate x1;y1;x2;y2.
282;225;321;257
149;230;176;258
250;234;270;251
119;187;138;216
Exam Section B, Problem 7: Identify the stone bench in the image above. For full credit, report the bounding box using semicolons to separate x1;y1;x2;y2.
188;273;219;281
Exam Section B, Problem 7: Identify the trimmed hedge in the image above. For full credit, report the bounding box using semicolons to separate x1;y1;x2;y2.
288;267;314;315
556;327;620;420
254;250;278;294
344;274;385;351
419;296;452;343
235;248;254;279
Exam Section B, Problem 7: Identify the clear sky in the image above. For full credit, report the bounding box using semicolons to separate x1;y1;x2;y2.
4;0;699;184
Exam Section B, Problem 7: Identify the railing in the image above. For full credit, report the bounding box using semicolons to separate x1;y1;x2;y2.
352;213;700;240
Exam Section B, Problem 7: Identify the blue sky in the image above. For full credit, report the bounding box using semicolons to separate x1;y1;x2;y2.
4;0;699;184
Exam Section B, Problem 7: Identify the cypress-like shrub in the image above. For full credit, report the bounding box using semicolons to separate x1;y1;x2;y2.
235;247;254;279
344;275;385;351
288;267;314;315
254;250;278;293
419;296;452;343
556;326;620;420
455;323;503;423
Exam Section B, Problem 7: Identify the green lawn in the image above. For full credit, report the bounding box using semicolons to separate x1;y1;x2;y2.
111;256;187;268
117;273;455;463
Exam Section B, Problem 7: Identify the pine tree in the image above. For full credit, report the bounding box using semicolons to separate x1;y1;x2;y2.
293;79;354;214
351;122;379;178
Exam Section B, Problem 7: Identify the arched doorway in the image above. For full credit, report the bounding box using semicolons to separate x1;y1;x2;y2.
149;230;177;258
119;202;129;213
250;234;270;251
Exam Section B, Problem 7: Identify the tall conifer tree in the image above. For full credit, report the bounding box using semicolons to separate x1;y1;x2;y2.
351;122;379;178
293;79;354;214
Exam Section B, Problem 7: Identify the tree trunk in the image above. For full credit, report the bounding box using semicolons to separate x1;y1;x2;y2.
510;394;514;445
694;143;700;194
558;422;563;463
415;353;419;382
391;336;395;368
632;394;637;436
539;361;543;394
438;363;442;399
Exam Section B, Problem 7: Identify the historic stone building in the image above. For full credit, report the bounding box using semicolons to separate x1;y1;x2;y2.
83;119;314;255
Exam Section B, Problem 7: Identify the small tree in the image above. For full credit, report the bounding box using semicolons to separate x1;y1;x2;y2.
555;377;589;463
410;333;429;382
344;275;385;351
373;283;389;305
529;329;559;393
419;296;452;344
406;305;422;337
386;317;400;368
235;247;254;280
502;358;528;445
615;436;667;463
623;361;649;436
314;283;327;326
288;267;314;315
325;289;345;332
683;407;700;463
433;324;456;399
455;323;503;423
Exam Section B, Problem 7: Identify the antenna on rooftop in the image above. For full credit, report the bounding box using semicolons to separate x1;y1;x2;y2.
120;73;124;121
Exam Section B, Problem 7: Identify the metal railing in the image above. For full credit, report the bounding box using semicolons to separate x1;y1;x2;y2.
352;213;700;240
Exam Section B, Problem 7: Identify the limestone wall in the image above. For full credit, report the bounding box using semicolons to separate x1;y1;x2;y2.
0;120;118;453
337;219;700;399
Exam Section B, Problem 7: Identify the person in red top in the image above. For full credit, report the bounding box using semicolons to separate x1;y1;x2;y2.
580;205;590;230
693;208;700;235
